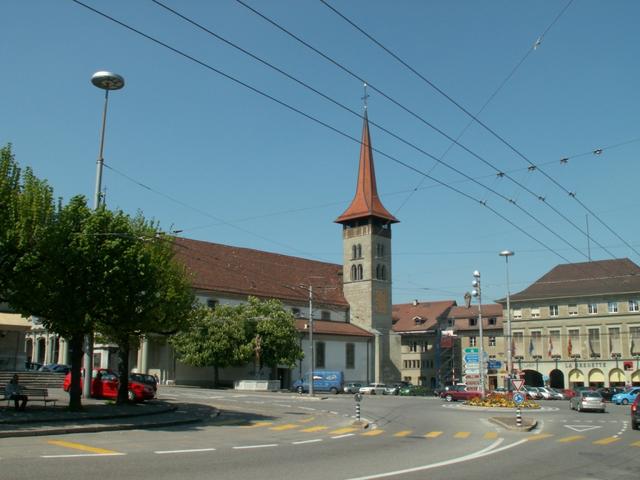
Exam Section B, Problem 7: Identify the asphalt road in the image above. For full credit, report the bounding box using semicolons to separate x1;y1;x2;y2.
0;387;638;480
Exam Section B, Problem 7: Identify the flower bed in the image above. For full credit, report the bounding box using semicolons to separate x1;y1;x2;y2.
465;393;540;409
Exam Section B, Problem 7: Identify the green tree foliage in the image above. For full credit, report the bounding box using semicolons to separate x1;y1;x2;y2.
171;297;303;386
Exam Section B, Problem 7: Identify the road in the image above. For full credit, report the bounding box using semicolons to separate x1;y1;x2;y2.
0;387;638;479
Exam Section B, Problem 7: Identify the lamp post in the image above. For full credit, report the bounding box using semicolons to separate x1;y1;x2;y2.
83;71;125;398
499;250;514;389
299;284;315;396
471;270;485;398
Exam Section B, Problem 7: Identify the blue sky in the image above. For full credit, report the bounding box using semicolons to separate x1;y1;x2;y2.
1;0;639;306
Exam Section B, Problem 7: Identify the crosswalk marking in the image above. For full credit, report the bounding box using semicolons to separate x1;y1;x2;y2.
593;437;619;445
425;431;443;438
301;426;328;433
47;440;120;455
362;429;384;436
631;441;640;447
329;427;357;435
483;432;498;440
454;432;471;439
241;421;273;429
298;417;316;423
270;424;299;431
558;435;585;443
527;434;554;441
393;430;412;437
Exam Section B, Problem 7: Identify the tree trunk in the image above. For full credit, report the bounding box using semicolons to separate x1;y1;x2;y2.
116;341;130;405
68;335;84;411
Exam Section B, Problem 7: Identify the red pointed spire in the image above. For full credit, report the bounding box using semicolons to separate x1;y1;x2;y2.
335;111;399;224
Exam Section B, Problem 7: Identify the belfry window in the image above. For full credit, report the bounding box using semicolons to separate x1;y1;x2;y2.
357;264;363;280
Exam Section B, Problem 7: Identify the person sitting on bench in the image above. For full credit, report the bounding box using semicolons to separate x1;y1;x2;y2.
4;374;28;411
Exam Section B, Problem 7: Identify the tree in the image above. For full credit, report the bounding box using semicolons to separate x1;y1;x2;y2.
89;211;197;404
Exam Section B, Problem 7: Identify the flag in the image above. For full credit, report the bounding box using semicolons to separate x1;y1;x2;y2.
529;337;534;356
548;336;553;357
609;333;613;355
588;334;595;356
567;337;573;356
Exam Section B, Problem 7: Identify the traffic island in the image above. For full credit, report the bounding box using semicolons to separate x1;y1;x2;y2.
489;416;537;432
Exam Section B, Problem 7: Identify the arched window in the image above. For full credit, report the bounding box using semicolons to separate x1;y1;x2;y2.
380;264;386;280
357;264;363;280
356;244;362;258
351;245;357;260
351;264;357;281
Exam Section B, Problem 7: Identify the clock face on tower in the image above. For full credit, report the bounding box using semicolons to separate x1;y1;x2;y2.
375;290;389;314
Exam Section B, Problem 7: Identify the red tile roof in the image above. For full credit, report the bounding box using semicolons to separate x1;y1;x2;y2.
296;319;373;337
392;300;456;333
173;237;348;308
448;304;504;331
335;112;399;224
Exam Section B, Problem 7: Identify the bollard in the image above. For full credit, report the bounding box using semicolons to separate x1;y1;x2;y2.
354;393;362;422
516;406;522;427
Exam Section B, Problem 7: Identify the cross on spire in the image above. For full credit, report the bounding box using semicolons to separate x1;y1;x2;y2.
361;82;369;110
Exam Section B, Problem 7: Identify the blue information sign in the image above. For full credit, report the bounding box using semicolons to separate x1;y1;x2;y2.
513;392;525;405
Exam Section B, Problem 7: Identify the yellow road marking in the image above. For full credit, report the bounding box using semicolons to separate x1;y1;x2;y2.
47;440;119;455
593;437;619;445
454;431;471;439
301;425;328;433
329;427;357;435
527;434;554;441
298;417;315;423
425;431;443;438
558;435;584;443
483;432;498;440
631;441;640;447
270;424;299;431
241;421;273;429
394;430;412;437
361;429;384;436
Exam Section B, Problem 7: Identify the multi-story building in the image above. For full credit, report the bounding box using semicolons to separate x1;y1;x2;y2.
498;258;640;388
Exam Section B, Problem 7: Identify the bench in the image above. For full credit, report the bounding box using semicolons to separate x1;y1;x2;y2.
2;387;57;408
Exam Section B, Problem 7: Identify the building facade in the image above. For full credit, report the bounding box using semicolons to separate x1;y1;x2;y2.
497;258;640;388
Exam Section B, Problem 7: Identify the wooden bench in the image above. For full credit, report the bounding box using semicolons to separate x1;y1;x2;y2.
2;387;57;408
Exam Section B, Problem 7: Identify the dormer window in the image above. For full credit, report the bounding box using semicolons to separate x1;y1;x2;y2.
413;316;425;325
469;318;477;327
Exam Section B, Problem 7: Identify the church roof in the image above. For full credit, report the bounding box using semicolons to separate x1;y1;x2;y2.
335;112;399;224
296;319;374;338
173;237;349;308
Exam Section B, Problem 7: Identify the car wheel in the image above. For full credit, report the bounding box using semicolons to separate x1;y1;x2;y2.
371;390;376;395
445;394;453;402
297;386;304;394
127;390;136;402
622;399;629;405
330;387;338;395
632;421;639;430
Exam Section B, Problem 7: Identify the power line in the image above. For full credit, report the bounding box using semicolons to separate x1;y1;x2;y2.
319;0;640;260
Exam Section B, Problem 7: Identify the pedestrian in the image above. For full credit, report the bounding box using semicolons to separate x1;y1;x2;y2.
4;374;28;411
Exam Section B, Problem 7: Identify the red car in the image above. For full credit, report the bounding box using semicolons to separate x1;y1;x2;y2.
63;368;155;402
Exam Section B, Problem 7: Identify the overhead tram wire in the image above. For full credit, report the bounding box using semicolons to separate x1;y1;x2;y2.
148;0;590;260
71;0;573;265
319;0;640;260
232;0;623;263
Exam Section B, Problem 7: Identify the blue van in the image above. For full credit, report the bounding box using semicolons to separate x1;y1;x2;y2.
292;370;344;394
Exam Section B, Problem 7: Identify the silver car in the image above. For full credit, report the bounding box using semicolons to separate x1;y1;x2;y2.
570;391;605;412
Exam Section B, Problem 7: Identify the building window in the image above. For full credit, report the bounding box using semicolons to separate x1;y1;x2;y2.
469;337;477;347
588;303;598;315
376;243;385;258
351;245;357;260
375;264;386;280
409;341;418;352
629;300;639;312
488;317;497;325
345;343;355;369
568;329;580;357
207;299;218;309
513;331;524;356
513;309;522;320
608;327;621;356
315;342;325;368
291;308;301;316
357;244;362;259
568;304;578;316
320;310;330;320
608;301;619;313
630;326;640;356
530;331;541;357
531;308;540;318
423;340;429;351
469;317;477;327
548;330;560;357
350;265;356;281
549;305;559;317
357;264;363;280
588;329;601;357
489;336;496;347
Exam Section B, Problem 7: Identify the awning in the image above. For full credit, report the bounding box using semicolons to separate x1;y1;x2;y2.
568;369;584;382
609;369;625;383
588;369;605;382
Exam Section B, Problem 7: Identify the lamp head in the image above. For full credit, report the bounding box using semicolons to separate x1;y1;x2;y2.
473;270;480;278
472;279;479;288
499;250;514;257
91;71;125;90
471;289;479;297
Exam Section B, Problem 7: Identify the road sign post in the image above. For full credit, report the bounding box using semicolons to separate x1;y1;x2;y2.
512;391;525;427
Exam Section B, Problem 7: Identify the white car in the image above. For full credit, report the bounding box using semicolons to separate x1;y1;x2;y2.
359;383;387;395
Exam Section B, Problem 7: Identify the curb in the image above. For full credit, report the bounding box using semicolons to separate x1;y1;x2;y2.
0;404;177;425
488;416;538;432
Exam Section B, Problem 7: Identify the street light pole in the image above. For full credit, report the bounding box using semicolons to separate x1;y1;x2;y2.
308;285;314;396
83;71;125;398
472;270;485;398
499;250;515;390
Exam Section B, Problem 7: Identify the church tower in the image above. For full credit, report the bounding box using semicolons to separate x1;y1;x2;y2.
335;109;400;383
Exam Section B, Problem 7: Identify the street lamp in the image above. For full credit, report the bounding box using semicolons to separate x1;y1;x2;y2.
499;250;514;390
83;71;125;398
299;284;315;396
471;270;485;398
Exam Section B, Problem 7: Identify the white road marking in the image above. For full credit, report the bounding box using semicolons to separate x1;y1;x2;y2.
564;425;602;432
233;444;278;450
155;448;216;454
41;453;126;458
331;433;355;439
292;439;323;445
275;404;291;408
299;407;316;411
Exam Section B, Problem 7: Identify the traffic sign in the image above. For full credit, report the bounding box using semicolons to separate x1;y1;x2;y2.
464;354;479;362
464;368;480;374
464;347;479;354
513;392;525;405
511;379;525;391
487;360;502;369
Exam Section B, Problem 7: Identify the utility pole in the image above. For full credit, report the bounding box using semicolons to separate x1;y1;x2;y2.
472;270;485;398
308;285;314;396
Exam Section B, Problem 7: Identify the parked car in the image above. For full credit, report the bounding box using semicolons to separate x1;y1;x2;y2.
561;388;577;399
39;363;70;374
343;382;363;394
611;387;640;405
399;385;430;396
359;383;387;395
63;368;155;402
385;382;410;395
539;386;563;400
597;387;625;402
292;370;344;394
570;390;606;412
524;386;542;400
440;384;482;402
631;395;639;430
130;373;158;393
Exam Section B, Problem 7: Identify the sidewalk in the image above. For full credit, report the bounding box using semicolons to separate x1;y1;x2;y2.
0;388;214;438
